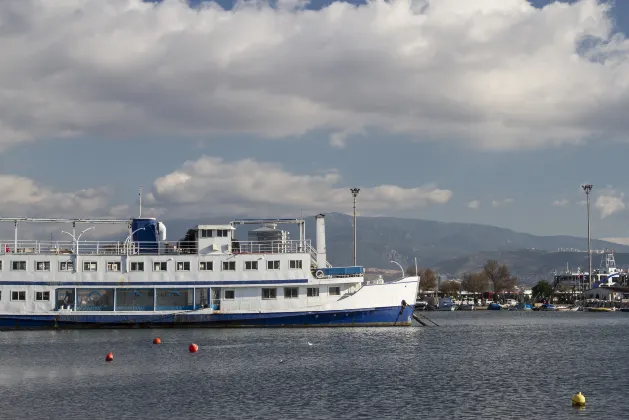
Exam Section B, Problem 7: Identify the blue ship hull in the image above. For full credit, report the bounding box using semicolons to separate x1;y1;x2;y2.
0;305;414;330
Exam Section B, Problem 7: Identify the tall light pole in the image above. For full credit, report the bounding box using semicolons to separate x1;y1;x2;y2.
582;184;593;293
350;188;360;266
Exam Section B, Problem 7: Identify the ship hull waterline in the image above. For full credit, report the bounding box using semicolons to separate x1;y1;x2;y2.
0;305;415;330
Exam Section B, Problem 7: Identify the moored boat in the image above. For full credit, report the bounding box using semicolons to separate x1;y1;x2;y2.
0;214;418;329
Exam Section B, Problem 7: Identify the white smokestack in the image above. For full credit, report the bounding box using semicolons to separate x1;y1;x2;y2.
315;214;327;268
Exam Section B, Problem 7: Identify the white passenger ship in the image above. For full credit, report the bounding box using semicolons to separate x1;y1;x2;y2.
0;214;418;329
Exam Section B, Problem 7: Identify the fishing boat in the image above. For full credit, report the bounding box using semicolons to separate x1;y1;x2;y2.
0;214;418;329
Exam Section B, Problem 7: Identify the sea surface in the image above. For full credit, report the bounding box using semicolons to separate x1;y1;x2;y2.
0;311;627;419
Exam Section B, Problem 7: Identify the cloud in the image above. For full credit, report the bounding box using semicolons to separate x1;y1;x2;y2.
467;200;480;210
552;199;569;207
0;175;127;238
595;188;625;218
0;0;628;150
491;198;514;208
145;155;452;217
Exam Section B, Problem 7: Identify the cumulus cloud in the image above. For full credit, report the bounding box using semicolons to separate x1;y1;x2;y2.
491;198;514;208
552;199;569;207
0;0;628;150
467;200;480;210
144;155;452;217
595;188;625;218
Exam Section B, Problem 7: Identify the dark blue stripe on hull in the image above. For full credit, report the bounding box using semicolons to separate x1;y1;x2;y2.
0;306;414;329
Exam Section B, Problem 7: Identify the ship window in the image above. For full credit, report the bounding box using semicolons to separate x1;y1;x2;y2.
59;261;74;271
199;261;213;271
130;262;144;272
176;261;190;271
36;291;50;301
224;290;235;300
35;261;51;271
267;260;280;270
222;261;236;271
107;262;121;272
284;287;299;299
200;229;213;238
262;288;277;299
217;229;229;237
329;286;341;296
307;287;319;297
245;261;258;270
289;260;303;269
11;261;26;271
83;261;98;272
11;291;26;301
153;262;168;271
0;261;2;270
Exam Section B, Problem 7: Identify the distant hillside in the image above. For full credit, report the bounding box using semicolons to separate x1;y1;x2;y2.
158;213;629;278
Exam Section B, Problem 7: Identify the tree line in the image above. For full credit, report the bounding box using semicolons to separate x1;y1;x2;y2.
406;259;518;298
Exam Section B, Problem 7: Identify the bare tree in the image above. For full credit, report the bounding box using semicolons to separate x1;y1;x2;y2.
406;266;438;292
483;260;518;300
461;272;489;301
439;280;460;297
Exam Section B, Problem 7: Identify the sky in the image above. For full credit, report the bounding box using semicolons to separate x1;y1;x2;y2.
2;0;629;242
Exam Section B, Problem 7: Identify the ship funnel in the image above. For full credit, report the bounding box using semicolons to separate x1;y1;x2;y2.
315;214;327;268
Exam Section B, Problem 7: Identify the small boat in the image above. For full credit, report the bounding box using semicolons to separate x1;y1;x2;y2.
509;303;532;311
487;302;502;310
458;304;475;311
586;306;615;312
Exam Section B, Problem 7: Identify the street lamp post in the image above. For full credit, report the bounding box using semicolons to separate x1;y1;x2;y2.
124;227;146;256
390;260;404;279
350;188;360;266
582;184;593;292
62;226;95;272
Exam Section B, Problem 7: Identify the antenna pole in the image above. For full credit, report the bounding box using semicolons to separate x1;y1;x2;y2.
139;185;143;218
582;184;593;294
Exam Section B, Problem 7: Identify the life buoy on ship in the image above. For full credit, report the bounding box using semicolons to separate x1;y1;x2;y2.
315;270;324;279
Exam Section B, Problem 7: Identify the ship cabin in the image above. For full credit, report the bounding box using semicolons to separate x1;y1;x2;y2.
553;250;629;292
0;215;364;314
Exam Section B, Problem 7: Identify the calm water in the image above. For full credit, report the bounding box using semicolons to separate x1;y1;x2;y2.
0;312;627;419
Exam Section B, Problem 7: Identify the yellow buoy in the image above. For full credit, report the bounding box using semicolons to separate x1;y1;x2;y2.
571;392;586;407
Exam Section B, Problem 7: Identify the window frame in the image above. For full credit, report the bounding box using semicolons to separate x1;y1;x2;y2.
176;261;191;271
35;261;51;272
289;260;303;269
307;287;320;297
199;261;213;271
262;288;277;300
329;286;341;296
11;261;26;271
107;261;121;272
59;261;74;271
83;261;98;272
284;287;299;299
11;290;26;301
130;261;144;272
153;261;168;272
267;260;280;270
224;289;235;300
244;260;258;270
35;291;50;301
222;261;236;271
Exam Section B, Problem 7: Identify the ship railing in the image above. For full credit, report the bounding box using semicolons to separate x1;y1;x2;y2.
304;243;333;268
0;240;199;256
232;239;311;255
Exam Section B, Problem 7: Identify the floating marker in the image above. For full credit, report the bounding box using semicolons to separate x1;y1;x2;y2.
105;352;114;362
572;392;586;407
153;337;161;345
189;343;199;353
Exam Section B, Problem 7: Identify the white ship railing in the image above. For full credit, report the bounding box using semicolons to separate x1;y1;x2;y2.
0;239;311;256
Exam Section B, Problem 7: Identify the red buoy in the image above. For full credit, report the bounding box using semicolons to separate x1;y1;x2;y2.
189;343;199;353
105;352;114;362
153;337;161;345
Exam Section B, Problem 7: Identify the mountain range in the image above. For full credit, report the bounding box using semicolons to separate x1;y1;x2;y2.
156;213;629;284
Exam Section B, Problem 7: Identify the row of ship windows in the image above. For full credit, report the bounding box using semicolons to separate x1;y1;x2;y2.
0;259;305;273
2;287;339;302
